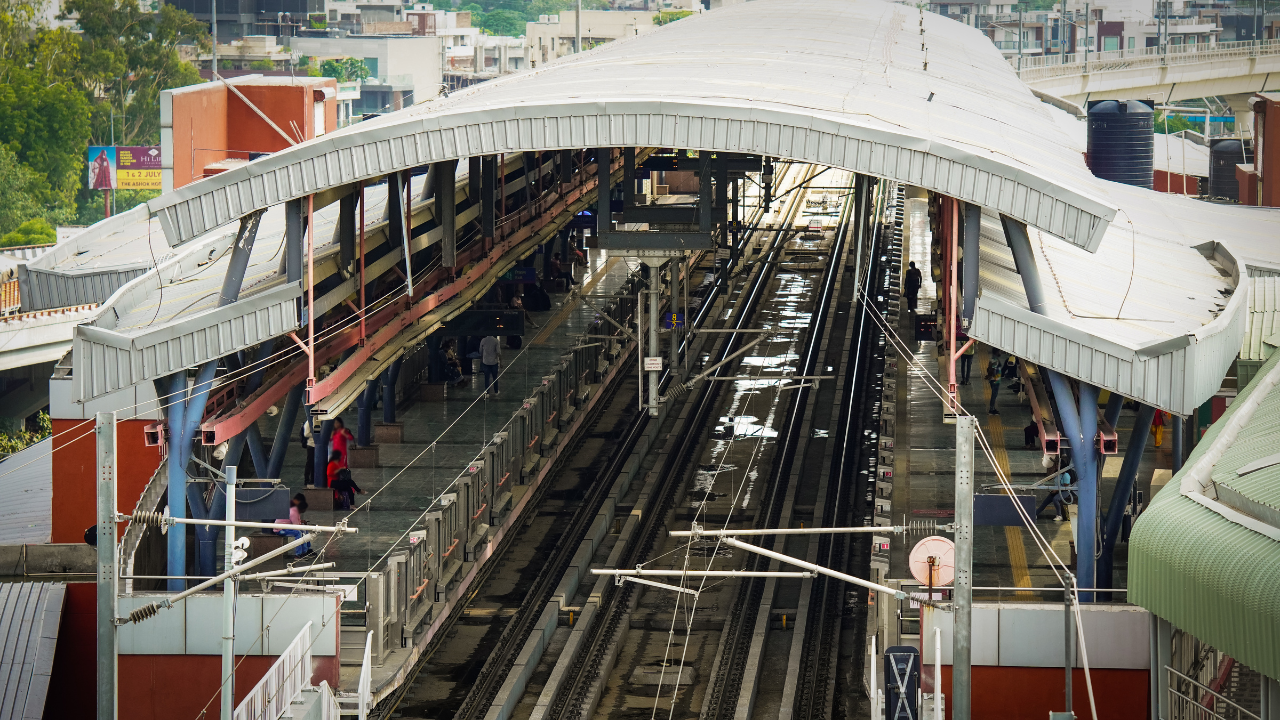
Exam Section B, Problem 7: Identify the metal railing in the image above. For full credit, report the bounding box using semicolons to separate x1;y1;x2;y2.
319;681;341;720
995;40;1043;50
1015;38;1280;81
1168;666;1261;720
233;621;313;720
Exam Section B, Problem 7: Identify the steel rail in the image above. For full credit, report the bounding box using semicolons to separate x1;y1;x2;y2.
547;166;818;720
700;173;858;720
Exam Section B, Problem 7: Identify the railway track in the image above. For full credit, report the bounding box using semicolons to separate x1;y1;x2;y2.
376;163;811;720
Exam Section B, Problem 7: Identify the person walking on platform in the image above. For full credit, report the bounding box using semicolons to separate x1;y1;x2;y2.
904;261;922;312
479;334;501;398
959;337;975;385
985;356;1001;415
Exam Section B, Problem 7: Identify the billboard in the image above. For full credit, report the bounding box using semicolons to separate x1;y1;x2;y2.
87;146;162;190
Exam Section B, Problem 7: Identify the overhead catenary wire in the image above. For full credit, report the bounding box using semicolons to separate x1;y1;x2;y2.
858;280;1099;720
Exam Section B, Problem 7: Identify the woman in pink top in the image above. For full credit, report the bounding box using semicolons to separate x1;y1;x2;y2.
331;417;354;465
275;494;313;558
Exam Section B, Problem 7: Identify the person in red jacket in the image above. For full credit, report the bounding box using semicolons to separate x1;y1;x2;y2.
331;417;354;465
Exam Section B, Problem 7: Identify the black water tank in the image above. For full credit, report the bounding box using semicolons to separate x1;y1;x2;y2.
1087;100;1155;189
1209;139;1253;202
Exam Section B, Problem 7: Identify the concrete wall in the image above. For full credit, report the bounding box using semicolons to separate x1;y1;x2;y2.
913;602;1151;719
289;35;444;106
524;11;659;67
161;76;339;191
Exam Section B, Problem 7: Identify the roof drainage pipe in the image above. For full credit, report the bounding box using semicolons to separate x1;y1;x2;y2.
1097;402;1156;600
1002;215;1099;601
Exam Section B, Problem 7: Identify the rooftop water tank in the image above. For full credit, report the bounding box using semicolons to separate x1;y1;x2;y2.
1209;139;1253;202
1087;100;1154;189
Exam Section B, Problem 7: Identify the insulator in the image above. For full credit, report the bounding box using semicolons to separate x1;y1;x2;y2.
907;520;944;534
132;510;164;527
129;602;162;624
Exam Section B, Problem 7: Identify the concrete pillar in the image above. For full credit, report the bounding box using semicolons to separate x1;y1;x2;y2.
1226;93;1255;139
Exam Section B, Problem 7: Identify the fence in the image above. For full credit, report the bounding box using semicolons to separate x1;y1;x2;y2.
233;621;313;720
1015;38;1280;81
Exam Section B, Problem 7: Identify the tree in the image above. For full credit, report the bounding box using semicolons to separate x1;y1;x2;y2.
476;8;523;36
320;57;371;82
62;0;208;147
0;146;70;236
0;218;56;247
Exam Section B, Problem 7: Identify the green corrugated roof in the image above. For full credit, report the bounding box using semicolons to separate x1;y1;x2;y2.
1130;351;1280;680
1241;277;1280;361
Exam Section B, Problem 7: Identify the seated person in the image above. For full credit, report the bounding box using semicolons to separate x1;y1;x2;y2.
275;494;314;559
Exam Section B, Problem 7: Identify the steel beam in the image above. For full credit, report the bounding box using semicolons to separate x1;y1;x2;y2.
338;192;356;277
954;415;975;720
357;379;377;447
435;159;460;267
266;383;303;479
621;205;698;224
1098;402;1156;597
481;155;497;240
285;199;304;284
598;231;715;250
96;411;118;720
596;148;612;242
962;203;980;325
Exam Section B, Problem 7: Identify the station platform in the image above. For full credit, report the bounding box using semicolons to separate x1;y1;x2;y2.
255;251;635;574
887;196;1174;598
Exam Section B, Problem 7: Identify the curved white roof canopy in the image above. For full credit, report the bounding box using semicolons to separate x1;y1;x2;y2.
51;0;1280;416
145;0;1118;250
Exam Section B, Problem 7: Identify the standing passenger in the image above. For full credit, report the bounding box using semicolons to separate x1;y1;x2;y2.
904;261;923;312
479;335;501;398
331;417;354;465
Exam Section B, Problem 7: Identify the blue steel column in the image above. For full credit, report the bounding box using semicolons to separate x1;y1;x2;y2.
1075;382;1100;601
313;419;333;487
1098;403;1156;598
185;361;221;577
266;384;303;480
222;341;274;473
161;373;188;592
1104;391;1124;429
382;357;403;424
357;379;377;446
1003;214;1100;600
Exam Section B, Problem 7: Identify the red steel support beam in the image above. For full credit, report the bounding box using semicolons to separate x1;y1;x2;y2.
201;156;615;445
